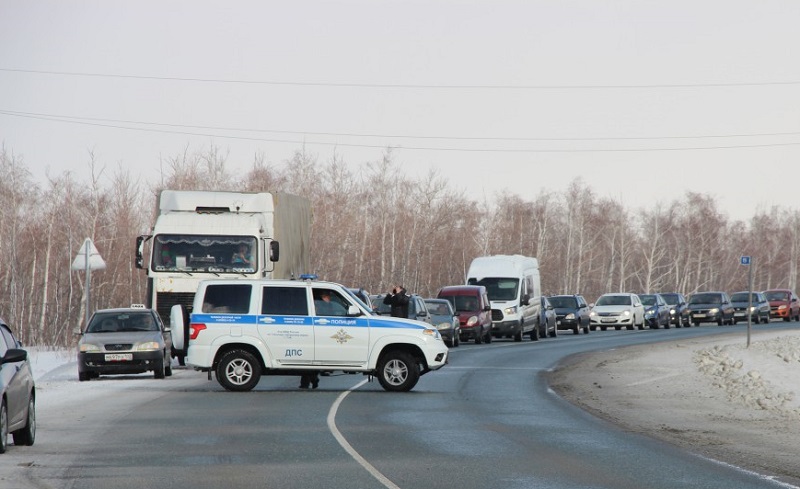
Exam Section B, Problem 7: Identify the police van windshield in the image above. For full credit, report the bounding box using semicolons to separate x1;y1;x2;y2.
468;277;518;301
153;234;257;272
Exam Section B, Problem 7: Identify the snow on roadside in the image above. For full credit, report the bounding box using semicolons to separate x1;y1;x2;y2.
694;333;800;417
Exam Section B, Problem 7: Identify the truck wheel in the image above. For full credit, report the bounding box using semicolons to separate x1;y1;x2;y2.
530;324;540;341
216;349;262;391
78;371;91;382
514;328;523;342
377;350;420;392
12;396;35;446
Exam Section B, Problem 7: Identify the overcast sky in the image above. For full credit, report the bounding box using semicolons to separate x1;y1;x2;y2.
1;1;799;221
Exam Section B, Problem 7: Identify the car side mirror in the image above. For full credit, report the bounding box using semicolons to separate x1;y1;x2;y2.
1;348;27;364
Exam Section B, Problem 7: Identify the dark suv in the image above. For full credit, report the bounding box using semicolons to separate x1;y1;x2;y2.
687;291;735;326
548;294;591;334
371;293;433;325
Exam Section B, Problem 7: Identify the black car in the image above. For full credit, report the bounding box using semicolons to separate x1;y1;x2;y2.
687;291;735;326
730;291;771;324
548;294;591;334
659;292;690;327
536;296;557;340
0;319;36;453
639;293;671;329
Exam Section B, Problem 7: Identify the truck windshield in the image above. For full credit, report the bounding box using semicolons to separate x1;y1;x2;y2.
153;234;257;272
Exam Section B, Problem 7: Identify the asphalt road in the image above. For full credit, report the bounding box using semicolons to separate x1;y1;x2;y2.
4;322;798;489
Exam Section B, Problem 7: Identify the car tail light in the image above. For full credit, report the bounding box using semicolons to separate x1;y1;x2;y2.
190;323;207;340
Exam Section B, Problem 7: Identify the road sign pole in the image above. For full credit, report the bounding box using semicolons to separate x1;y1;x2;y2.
747;259;753;348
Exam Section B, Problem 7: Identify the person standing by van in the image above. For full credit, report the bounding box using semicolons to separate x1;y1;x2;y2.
384;285;410;318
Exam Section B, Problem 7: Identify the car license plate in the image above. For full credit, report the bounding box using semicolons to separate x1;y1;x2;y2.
105;353;133;362
694;313;706;318
734;312;745;317
601;318;616;323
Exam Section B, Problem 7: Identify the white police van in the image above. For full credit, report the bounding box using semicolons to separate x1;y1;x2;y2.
170;277;449;392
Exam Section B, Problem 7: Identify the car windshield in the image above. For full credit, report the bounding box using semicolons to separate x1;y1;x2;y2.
765;291;790;301
596;295;631;306
425;300;453;317
548;296;577;308
468;277;519;301
659;294;679;305
730;292;757;302
441;295;481;312
86;312;159;333
639;295;657;306
689;293;722;304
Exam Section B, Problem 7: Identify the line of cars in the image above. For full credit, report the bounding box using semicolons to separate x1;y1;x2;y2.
587;288;800;331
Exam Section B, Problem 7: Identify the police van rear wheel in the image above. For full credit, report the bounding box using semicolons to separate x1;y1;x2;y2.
377;351;420;392
217;349;261;391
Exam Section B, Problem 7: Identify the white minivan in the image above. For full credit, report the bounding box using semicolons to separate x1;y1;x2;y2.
466;255;541;342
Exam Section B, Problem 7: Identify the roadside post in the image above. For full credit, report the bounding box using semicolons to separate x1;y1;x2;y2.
71;238;107;328
740;255;752;348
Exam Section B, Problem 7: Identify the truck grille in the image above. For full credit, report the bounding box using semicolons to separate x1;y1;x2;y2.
156;292;195;325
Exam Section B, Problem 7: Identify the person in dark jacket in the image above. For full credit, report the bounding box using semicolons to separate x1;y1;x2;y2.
383;285;410;318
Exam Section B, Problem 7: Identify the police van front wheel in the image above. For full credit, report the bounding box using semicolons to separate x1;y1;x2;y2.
216;349;261;391
377;351;420;392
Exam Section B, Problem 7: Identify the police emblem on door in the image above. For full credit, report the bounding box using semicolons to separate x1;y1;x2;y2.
331;329;353;344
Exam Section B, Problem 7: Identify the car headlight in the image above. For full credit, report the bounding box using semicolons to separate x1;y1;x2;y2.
645;310;654;318
565;313;576;320
622;310;631;317
137;341;161;351
590;311;598;318
749;306;756;312
467;316;478;326
708;308;719;315
504;306;518;315
778;305;788;310
79;343;100;352
423;328;442;340
437;322;452;330
669;308;676;315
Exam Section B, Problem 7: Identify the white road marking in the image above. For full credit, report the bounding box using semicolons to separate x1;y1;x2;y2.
327;379;402;489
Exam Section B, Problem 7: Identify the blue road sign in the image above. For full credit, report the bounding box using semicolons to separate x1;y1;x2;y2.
740;256;751;266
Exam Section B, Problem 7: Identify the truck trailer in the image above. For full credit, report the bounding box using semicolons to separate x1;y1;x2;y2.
135;190;312;363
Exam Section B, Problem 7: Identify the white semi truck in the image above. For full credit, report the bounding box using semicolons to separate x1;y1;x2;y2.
135;190;312;363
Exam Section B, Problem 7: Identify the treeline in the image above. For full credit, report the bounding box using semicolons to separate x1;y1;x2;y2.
1;145;798;347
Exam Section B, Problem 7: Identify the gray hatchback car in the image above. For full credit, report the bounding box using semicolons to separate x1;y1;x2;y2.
77;306;173;381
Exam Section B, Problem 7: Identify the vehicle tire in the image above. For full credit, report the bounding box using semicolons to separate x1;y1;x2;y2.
474;332;483;344
549;323;558;338
453;334;460;347
664;319;670;329
590;325;597;331
154;358;166;379
573;325;579;335
0;400;8;454
377;350;420;392
78;371;91;382
600;326;607;331
615;325;622;331
12;396;35;447
693;320;700;326
514;327;523;342
216;349;262;392
583;325;590;334
530;325;539;341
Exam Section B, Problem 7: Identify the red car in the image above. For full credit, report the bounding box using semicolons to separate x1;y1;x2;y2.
763;289;800;322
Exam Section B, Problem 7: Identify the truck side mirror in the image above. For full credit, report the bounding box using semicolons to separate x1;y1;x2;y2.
135;235;145;269
269;240;280;262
